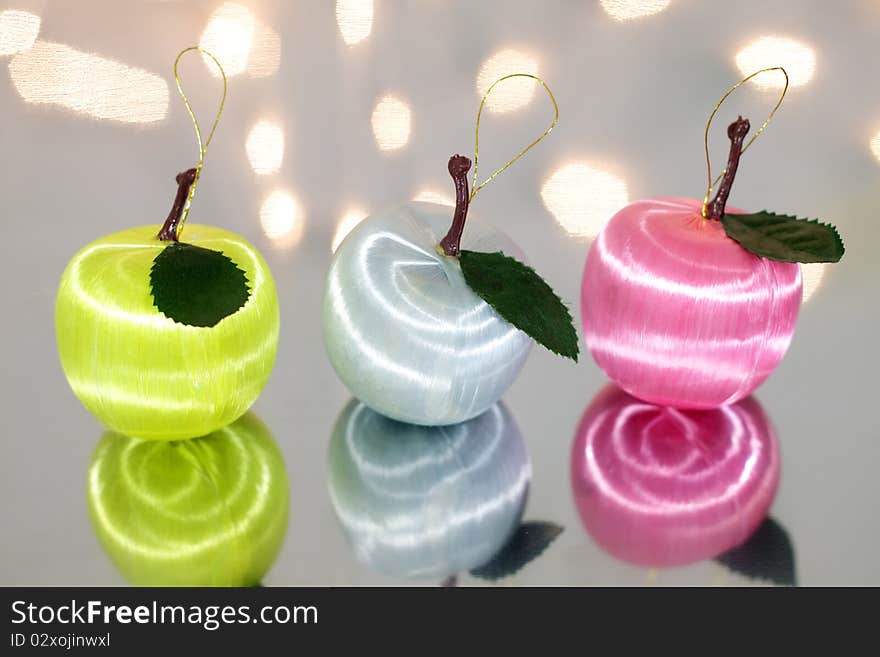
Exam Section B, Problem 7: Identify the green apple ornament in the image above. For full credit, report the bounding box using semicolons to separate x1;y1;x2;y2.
323;75;578;426
87;413;288;586
56;48;279;440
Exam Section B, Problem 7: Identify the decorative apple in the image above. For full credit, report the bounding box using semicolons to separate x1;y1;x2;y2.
326;399;531;580
571;384;780;567
87;412;288;586
56;168;279;440
323;155;577;426
581;117;843;408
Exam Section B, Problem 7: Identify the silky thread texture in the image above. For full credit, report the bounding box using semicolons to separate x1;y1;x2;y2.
581;197;802;408
571;385;779;567
323;202;532;426
327;399;531;580
87;413;288;586
56;224;279;440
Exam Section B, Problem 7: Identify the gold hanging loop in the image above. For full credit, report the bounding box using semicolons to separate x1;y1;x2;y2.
171;46;228;234
702;67;789;217
470;73;559;203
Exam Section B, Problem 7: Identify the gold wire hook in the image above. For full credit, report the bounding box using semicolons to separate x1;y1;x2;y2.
701;66;788;217
172;46;228;235
470;73;559;204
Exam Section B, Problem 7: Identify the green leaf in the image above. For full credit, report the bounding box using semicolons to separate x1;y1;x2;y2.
715;517;796;587
721;211;844;263
150;242;250;328
459;250;579;361
470;521;564;581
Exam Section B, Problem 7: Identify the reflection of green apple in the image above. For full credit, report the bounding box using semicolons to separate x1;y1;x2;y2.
87;412;288;587
56;224;278;440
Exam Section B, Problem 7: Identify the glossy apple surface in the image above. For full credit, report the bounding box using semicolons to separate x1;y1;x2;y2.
571;385;779;567
323;201;532;426
327;399;531;580
581;197;802;409
87;412;288;586
56;224;279;440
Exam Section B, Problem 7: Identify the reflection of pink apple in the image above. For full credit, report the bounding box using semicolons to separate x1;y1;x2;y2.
571;385;779;568
581;197;802;409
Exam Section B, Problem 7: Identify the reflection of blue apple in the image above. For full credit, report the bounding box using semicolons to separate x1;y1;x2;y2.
87;413;288;586
327;399;531;580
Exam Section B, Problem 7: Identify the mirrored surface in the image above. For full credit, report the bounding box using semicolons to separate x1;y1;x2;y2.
571;385;779;567
87;413;288;586
327;400;530;582
2;0;879;585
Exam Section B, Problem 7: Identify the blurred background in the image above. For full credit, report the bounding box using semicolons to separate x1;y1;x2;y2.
1;0;878;585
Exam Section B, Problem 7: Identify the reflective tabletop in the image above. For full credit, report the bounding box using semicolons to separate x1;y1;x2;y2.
2;0;879;586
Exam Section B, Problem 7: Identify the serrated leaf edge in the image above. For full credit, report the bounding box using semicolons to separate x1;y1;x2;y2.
751;211;845;255
722;210;845;263
149;243;252;328
460;250;580;362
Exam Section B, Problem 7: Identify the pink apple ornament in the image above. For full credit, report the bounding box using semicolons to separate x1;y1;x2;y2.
581;117;844;408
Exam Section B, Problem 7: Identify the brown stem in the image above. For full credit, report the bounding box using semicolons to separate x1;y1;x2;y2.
157;168;197;241
437;155;472;257
705;116;750;221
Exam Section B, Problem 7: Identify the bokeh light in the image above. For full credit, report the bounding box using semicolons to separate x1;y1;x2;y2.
336;0;373;45
476;49;539;113
246;119;285;175
9;41;168;123
541;162;629;238
247;20;281;77
735;36;816;89
0;9;40;56
199;3;255;77
801;263;827;304
260;190;304;248
332;208;368;252
870;129;880;162
371;95;411;151
413;189;455;206
600;0;671;21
